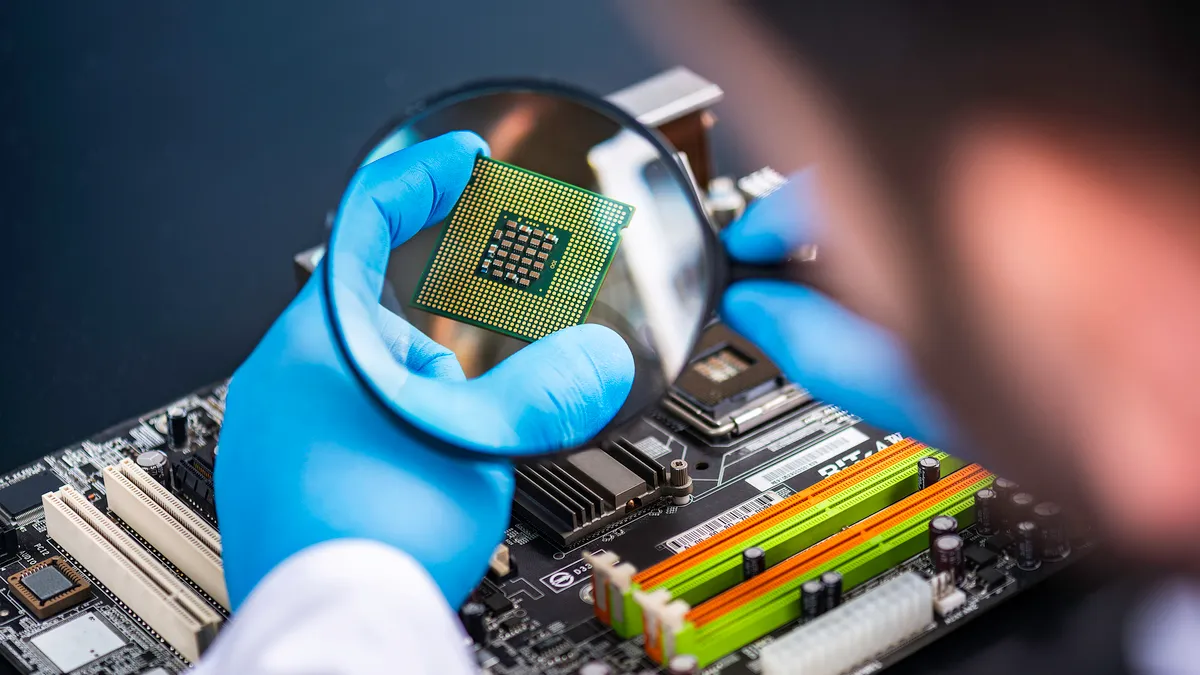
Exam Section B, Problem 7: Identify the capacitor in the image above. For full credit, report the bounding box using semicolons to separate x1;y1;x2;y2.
974;488;999;535
667;653;700;675
1009;492;1036;528
800;579;824;620
1034;501;1071;561
459;602;488;644
1015;521;1042;570
579;662;613;675
166;407;189;450
933;534;966;584
928;515;958;551
135;450;172;488
917;456;941;490
991;478;1019;530
820;571;843;612
742;546;766;580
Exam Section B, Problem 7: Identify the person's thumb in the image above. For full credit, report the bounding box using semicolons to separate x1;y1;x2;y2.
722;280;953;447
477;324;635;451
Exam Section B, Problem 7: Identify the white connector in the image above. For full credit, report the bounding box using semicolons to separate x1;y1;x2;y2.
633;587;690;662
760;572;932;675
103;458;228;609
42;486;223;662
583;551;637;626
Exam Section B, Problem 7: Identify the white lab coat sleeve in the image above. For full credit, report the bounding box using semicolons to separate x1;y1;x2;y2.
189;539;478;675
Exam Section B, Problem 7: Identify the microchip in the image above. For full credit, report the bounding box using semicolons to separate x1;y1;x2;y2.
484;592;513;615
964;545;998;570
976;567;1007;591
984;533;1014;553
7;556;91;619
0;471;64;521
412;156;634;341
21;565;74;602
692;346;754;383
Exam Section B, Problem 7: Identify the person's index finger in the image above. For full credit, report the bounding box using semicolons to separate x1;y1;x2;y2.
345;131;490;248
722;169;818;264
328;132;489;311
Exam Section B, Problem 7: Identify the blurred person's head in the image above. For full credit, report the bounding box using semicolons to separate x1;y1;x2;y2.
632;2;1200;571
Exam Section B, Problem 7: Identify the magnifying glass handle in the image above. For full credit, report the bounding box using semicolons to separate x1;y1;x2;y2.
726;243;822;287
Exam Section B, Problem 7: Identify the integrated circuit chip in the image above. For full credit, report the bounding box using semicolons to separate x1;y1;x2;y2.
7;556;91;619
412;156;634;341
0;470;64;521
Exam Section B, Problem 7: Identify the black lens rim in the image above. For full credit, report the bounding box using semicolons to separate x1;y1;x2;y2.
321;77;724;460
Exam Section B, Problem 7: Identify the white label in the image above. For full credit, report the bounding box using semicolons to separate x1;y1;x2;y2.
662;492;784;553
745;427;870;491
634;436;670;460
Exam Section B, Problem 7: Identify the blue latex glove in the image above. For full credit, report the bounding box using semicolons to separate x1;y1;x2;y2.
216;132;635;610
720;171;954;448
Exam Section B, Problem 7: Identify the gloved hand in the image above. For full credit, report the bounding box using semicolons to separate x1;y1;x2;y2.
720;171;954;448
216;132;635;610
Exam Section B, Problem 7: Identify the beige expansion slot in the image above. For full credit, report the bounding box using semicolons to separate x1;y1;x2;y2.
42;486;222;662
103;458;228;609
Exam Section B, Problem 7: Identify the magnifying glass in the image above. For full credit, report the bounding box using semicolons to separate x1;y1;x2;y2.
322;79;819;460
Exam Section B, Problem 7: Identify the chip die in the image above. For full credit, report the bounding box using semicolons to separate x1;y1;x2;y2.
412;156;634;341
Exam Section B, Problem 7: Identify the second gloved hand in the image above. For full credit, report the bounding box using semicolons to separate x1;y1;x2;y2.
215;133;635;611
720;171;954;448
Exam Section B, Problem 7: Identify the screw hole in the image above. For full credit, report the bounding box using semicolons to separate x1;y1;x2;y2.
695;462;710;470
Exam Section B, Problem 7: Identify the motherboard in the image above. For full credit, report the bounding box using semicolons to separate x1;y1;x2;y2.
0;320;1093;675
0;69;1094;675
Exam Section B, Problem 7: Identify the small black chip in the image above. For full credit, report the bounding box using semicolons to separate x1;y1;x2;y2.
21;565;74;602
977;567;1007;591
984;533;1014;553
964;545;999;570
483;592;513;615
0;471;64;520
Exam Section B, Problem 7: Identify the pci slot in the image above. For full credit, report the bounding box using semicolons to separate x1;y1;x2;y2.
643;464;992;666
590;439;962;637
42;486;223;661
103;458;229;609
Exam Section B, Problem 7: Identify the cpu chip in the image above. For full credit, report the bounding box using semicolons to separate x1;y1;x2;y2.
412;156;634;341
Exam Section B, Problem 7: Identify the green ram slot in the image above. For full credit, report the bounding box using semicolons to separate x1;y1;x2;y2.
610;451;965;638
674;472;991;666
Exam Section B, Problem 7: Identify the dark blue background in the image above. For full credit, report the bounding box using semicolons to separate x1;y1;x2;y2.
0;1;715;463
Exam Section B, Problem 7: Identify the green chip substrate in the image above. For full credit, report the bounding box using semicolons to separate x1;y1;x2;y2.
412;156;634;341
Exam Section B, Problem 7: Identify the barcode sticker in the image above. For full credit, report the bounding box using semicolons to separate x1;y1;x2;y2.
662;492;784;553
744;427;870;491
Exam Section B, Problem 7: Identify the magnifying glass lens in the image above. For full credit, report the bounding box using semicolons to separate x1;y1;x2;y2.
324;84;718;457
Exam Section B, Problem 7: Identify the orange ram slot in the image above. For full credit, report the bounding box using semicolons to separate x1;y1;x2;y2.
633;438;927;590
688;464;992;626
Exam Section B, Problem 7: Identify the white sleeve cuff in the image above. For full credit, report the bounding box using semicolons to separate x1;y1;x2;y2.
189;539;478;675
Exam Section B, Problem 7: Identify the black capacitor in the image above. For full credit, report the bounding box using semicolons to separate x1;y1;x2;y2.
1015;521;1042;570
975;488;999;535
917;456;941;490
800;579;824;620
933;534;966;584
928;515;959;551
166;407;189;450
1009;492;1036;529
991;477;1019;529
742;546;767;580
136;450;172;488
460;602;488;644
1034;501;1071;561
820;571;843;612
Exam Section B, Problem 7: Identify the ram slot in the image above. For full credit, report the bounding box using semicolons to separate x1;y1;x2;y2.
42;486;223;662
645;465;992;666
103;459;228;609
759;572;933;675
599;439;962;637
